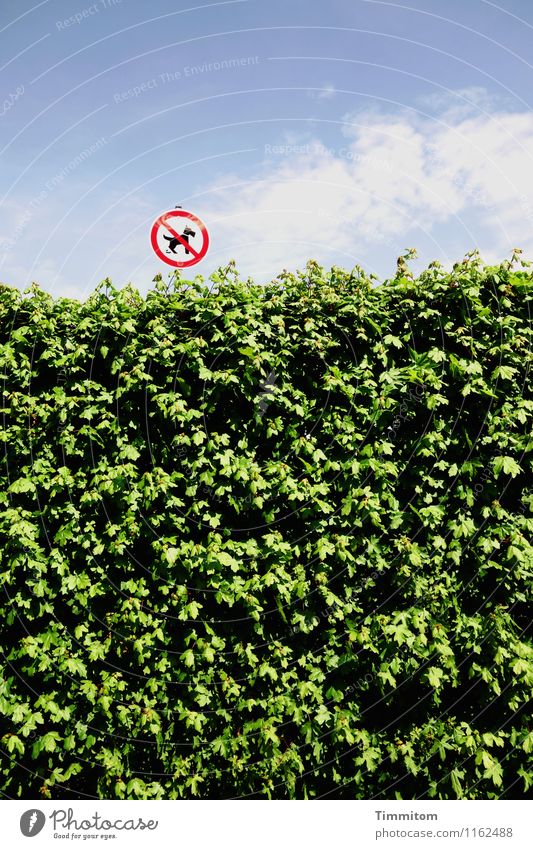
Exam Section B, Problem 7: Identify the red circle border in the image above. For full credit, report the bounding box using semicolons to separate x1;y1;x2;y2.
150;209;210;268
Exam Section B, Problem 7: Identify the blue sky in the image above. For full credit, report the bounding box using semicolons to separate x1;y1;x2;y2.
1;0;533;297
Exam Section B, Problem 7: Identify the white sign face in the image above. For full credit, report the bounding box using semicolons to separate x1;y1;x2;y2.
150;209;210;268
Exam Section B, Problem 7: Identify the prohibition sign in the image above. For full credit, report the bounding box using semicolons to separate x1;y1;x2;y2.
150;208;210;268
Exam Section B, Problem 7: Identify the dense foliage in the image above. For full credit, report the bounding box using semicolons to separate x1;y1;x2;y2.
0;253;532;800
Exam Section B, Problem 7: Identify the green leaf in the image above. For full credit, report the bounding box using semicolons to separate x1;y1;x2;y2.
315;704;331;726
9;477;35;493
450;768;464;797
165;547;179;566
493;456;522;478
4;735;24;755
181;649;195;668
427;667;445;689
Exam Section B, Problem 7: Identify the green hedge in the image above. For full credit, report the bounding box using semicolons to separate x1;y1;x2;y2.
0;253;532;800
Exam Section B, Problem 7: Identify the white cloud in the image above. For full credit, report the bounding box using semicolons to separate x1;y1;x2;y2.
416;86;500;119
200;91;533;280
307;84;337;101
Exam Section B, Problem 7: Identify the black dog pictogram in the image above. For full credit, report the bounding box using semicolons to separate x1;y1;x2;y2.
164;225;196;255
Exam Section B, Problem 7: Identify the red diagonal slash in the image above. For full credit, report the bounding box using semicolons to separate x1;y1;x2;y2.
160;214;200;260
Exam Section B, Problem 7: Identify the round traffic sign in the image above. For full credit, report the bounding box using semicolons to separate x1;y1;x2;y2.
150;209;209;268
